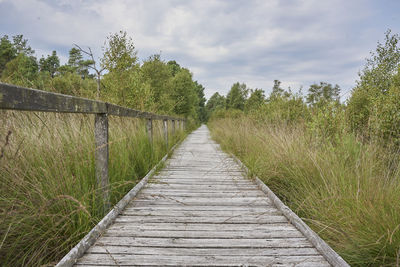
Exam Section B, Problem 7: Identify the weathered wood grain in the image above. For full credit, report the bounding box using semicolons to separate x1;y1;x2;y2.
87;246;320;256
75;254;330;266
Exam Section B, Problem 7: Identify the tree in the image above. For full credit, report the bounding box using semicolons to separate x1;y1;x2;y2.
271;79;285;98
347;29;400;142
0;35;17;76
12;35;34;56
74;44;104;98
171;69;198;117
0;34;34;76
306;82;340;107
67;48;92;78
206;92;226;112
39;51;60;78
101;30;137;72
140;54;173;112
193;81;207;121
358;29;400;94
167;60;181;76
226;82;248;110
245;88;265;112
1;53;38;86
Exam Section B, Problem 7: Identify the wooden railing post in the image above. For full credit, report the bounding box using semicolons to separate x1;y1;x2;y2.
163;119;168;150
94;113;110;212
171;119;175;136
146;118;153;146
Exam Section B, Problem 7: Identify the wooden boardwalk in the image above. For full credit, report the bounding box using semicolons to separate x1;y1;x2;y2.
72;125;345;266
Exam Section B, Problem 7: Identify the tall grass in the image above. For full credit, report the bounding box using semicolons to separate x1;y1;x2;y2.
209;117;400;266
0;111;185;266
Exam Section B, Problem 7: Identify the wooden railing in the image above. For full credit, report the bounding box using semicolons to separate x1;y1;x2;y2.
0;82;185;211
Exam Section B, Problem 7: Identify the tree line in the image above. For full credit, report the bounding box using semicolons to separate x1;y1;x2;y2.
206;30;400;147
0;31;207;123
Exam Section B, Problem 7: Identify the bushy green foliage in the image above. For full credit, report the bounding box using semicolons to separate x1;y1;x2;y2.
226;82;248;110
244;88;265;112
39;51;60;78
248;91;309;125
306;82;340;107
0;31;206;124
347;30;400;145
307;102;346;143
205;92;225;118
1;53;38;86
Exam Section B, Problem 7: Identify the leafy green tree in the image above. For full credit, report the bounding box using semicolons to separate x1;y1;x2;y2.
206;92;225;111
101;30;137;72
141;54;173;112
0;34;34;77
12;35;34;56
101;31;139;104
359;29;400;94
58;48;93;78
270;79;285;98
226;82;248;110
306;82;340;107
347;29;400;142
194;81;207;122
167;60;181;76
245;88;265;112
1;53;38;86
39;51;60;78
171;68;198;118
0;35;17;76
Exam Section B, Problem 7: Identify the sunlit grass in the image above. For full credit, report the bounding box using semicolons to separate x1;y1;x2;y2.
209;117;400;267
0;111;185;266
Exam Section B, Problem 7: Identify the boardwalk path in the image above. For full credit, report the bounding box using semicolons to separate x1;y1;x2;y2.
75;125;332;266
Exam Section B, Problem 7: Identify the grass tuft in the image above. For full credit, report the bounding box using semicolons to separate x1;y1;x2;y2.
209;117;400;267
0;111;185;266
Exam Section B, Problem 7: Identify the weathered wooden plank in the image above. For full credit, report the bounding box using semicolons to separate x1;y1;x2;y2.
148;179;254;185
108;222;297;231
142;184;259;190
152;174;249;179
0;82;106;113
138;190;265;197
137;195;268;202
128;199;272;206
107;222;298;232
75;254;329;266
94;237;312;248
0;82;183;121
121;208;281;216
87;246;320;256
103;229;303;239
124;205;273;212
114;214;288;224
94;113;110;211
163;119;168;149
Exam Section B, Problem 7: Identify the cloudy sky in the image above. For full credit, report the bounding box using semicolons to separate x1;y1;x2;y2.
1;0;399;99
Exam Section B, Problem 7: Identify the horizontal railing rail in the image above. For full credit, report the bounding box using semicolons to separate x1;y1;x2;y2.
0;82;183;121
0;82;186;211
